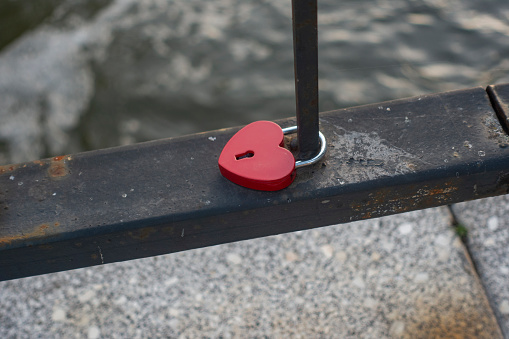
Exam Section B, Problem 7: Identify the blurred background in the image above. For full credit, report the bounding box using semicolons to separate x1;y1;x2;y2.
0;0;508;164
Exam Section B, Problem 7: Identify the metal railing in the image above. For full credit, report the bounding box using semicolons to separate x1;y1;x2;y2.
1;84;509;281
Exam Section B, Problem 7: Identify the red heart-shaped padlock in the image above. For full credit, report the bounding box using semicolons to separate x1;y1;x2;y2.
218;121;296;191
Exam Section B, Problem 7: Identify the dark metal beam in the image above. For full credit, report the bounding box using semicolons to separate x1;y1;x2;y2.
292;0;319;160
487;83;509;135
1;86;509;281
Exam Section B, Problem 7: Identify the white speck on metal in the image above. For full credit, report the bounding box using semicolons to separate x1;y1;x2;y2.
97;246;104;264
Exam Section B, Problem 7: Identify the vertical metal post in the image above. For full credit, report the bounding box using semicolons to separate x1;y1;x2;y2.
292;0;319;160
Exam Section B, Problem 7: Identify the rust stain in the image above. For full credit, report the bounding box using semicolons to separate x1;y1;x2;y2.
48;163;68;177
426;187;456;196
1;155;72;177
361;211;372;220
0;223;59;246
0;164;19;175
48;155;70;179
351;183;459;220
128;227;156;240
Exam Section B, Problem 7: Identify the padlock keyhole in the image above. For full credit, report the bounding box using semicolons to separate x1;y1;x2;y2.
235;151;254;160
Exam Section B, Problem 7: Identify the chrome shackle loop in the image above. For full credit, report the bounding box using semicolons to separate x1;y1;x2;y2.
282;126;327;168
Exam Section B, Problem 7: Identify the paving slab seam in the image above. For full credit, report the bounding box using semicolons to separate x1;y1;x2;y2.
448;204;506;337
451;197;509;338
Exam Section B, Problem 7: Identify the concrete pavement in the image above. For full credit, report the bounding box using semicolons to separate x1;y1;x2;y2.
0;206;504;338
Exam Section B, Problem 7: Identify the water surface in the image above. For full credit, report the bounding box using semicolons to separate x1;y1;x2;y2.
0;0;508;163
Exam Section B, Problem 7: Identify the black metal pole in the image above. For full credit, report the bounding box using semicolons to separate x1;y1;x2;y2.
292;0;319;160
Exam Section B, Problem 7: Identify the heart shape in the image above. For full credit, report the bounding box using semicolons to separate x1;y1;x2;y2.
218;121;296;191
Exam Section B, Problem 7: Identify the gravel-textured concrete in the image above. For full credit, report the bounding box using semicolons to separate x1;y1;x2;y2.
0;207;502;338
452;195;509;338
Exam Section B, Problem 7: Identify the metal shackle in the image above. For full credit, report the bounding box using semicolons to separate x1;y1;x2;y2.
282;126;327;168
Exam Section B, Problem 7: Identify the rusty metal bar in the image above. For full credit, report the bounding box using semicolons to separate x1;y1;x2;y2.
292;0;319;160
1;85;509;281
